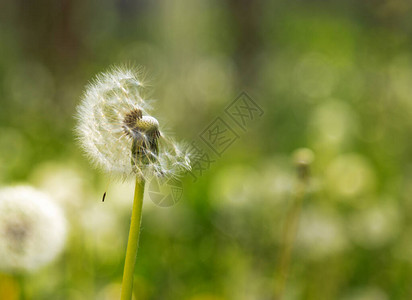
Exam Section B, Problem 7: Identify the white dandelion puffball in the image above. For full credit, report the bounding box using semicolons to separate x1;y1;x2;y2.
76;67;191;179
0;186;67;273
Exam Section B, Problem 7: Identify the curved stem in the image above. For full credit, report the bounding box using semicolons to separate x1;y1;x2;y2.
121;177;145;300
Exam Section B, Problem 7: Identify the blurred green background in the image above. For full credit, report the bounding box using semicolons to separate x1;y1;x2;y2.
1;0;412;299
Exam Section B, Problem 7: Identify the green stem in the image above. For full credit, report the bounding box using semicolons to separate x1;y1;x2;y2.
16;273;26;300
274;179;307;300
121;177;145;300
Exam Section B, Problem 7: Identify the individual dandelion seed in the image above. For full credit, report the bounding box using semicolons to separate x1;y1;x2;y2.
0;186;67;273
75;67;191;300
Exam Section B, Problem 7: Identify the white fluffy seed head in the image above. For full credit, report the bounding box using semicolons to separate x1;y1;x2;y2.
75;67;191;179
0;186;67;273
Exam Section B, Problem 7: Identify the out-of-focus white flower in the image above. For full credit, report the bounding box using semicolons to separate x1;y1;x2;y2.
296;208;349;259
0;186;67;273
75;67;191;180
346;200;401;249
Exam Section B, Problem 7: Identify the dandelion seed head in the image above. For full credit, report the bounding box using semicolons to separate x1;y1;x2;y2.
76;67;191;179
293;148;314;181
135;115;159;132
0;186;67;273
292;148;314;166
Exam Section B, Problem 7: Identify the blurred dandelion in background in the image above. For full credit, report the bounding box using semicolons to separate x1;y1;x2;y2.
296;207;349;260
0;186;66;273
346;199;401;249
